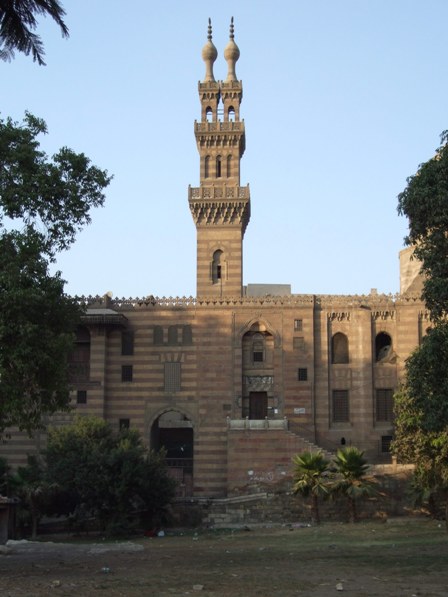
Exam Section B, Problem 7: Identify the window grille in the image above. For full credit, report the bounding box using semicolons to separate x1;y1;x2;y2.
332;390;349;422
121;365;133;382
381;435;393;453
165;362;181;392
298;368;308;381
376;389;394;422
76;390;87;404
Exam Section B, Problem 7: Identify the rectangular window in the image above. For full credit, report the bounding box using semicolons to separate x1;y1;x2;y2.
121;330;134;355
119;418;130;430
381;435;393;453
298;368;308;381
294;319;303;332
164;362;181;392
121;365;133;382
253;350;264;362
332;390;349;423
76;390;87;404
376;389;394;422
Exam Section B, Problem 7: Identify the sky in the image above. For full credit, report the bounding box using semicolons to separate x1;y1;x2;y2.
2;0;448;299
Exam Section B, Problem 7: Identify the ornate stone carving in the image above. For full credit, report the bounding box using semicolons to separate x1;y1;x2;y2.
328;312;351;322
372;310;395;321
244;375;274;391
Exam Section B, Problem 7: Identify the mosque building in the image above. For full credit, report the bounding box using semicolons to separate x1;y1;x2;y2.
2;20;425;499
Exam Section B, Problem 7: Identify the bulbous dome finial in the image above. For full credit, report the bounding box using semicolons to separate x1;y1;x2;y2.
201;18;218;82
224;17;240;82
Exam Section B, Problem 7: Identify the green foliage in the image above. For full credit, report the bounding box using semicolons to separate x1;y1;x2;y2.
0;456;13;495
0;112;111;258
332;447;377;523
45;417;177;534
0;0;69;65
0;231;82;433
398;130;448;321
395;131;448;528
292;450;330;523
14;454;55;538
0;113;111;434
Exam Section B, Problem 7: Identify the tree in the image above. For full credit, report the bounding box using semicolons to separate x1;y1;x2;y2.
292;450;330;524
45;416;177;534
0;456;12;496
394;131;448;529
397;130;448;322
392;329;448;528
0;113;110;259
0;0;68;65
0;113;111;434
14;454;55;539
332;447;376;523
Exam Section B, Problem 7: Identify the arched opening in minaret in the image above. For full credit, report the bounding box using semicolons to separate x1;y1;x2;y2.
212;249;223;283
227;155;232;177
204;155;210;178
216;155;222;177
206;107;213;123
150;410;193;497
228;106;235;122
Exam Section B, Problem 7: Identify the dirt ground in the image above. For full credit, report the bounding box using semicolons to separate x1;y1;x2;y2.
1;519;447;596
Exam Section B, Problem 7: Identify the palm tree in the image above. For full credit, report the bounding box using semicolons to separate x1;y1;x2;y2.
332;446;377;523
292;450;330;524
0;0;69;65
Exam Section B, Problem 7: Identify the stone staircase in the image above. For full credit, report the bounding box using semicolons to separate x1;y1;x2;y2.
226;424;333;495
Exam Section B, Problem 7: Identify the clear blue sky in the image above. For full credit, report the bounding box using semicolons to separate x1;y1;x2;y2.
3;0;447;298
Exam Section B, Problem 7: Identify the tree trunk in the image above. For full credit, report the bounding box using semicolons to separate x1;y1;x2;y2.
311;495;320;524
30;499;38;540
348;497;357;523
445;496;448;533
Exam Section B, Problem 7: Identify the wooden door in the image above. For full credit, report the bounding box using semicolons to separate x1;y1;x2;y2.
249;392;268;420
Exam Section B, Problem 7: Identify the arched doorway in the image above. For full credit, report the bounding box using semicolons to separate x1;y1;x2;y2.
151;411;193;497
242;323;275;419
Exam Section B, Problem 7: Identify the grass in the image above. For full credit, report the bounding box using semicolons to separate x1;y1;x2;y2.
3;519;448;596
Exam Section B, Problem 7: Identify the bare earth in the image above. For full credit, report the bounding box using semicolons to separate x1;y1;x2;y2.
1;520;447;596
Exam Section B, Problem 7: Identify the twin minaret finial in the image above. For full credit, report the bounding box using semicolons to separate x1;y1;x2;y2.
201;17;240;83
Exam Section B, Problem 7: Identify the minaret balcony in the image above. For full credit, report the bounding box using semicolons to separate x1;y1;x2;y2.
195;120;244;133
189;184;249;201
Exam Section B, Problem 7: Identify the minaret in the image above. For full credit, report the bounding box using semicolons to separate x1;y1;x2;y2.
189;18;250;297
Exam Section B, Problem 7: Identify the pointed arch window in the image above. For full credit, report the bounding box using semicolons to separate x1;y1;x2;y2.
204;155;210;178
216;155;222;178
331;332;349;364
69;327;90;382
228;106;235;122
376;332;392;362
206;107;213;123
153;325;164;345
212;249;223;283
168;325;178;345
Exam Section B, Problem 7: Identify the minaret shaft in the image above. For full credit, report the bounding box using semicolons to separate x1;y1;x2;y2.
189;20;250;298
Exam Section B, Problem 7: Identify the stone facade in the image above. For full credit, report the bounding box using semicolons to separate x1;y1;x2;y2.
0;21;425;501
